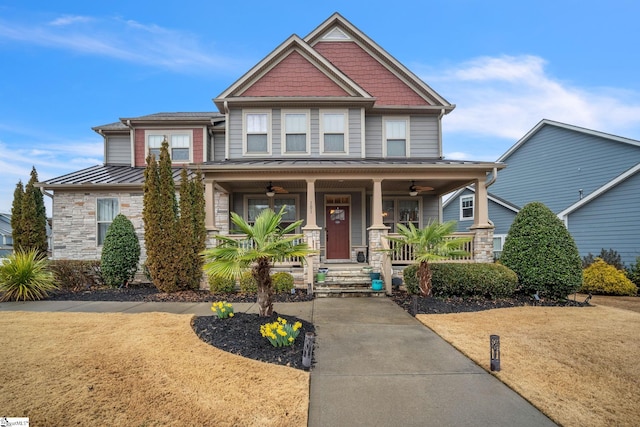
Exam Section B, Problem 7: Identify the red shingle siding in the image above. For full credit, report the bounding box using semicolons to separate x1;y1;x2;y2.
134;129;145;166
241;51;349;97
314;42;428;106
133;128;203;166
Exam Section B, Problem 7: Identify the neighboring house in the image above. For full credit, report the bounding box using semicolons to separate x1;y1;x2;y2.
0;213;13;258
38;13;504;290
444;119;640;265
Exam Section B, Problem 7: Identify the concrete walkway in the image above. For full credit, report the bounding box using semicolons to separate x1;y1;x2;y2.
1;298;556;426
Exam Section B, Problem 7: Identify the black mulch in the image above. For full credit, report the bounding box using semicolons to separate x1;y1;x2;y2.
45;284;590;371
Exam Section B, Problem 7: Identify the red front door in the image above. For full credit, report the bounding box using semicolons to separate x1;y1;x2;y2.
325;205;350;260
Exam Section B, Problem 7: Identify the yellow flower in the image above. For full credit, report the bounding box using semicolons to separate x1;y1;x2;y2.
293;322;302;331
229;312;234;317
288;337;294;342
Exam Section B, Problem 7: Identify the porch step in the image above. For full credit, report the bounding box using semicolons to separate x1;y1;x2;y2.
314;265;385;297
314;286;386;298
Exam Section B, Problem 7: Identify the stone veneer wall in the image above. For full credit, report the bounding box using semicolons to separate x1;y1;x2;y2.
471;227;494;263
52;190;146;261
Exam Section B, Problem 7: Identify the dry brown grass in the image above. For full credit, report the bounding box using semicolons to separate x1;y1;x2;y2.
417;304;640;427
0;312;308;426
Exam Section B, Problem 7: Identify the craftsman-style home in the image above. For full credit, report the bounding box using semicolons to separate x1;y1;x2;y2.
39;13;504;294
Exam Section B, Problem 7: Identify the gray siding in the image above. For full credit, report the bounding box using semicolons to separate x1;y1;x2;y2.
443;189;473;231
228;109;243;159
410;116;439;157
212;132;225;161
271;109;281;155
310;109;319;154
567;171;640;265
443;189;517;233
488;202;517;235
365;116;382;157
105;135;131;165
491;125;640;213
348;108;361;157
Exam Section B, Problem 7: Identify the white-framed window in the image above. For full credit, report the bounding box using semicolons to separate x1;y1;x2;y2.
244;111;271;155
245;195;299;231
97;198;119;245
384;117;409;157
146;130;192;163
282;110;310;154
382;198;420;233
493;234;507;260
460;195;474;220
320;110;348;154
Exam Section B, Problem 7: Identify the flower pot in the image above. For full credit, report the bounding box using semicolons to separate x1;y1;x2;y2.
316;272;326;283
371;279;384;291
370;272;381;280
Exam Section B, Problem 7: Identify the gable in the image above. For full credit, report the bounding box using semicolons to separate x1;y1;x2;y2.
240;51;350;97
313;41;428;106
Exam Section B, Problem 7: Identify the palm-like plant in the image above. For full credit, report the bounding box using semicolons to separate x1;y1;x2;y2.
385;220;470;297
0;249;57;302
202;206;315;316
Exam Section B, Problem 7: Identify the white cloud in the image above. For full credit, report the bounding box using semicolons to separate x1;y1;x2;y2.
421;55;640;158
0;15;243;74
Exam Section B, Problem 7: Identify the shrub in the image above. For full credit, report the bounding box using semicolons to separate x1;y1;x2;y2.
627;257;640;288
583;248;625;270
260;317;302;347
49;260;103;291
211;301;234;319
0;250;57;301
209;275;236;293
582;259;638;296
100;214;140;287
402;262;518;298
431;263;518;298
402;264;420;295
239;271;257;293
500;202;582;299
272;272;295;294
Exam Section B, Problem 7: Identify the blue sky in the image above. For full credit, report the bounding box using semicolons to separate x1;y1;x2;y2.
1;0;639;214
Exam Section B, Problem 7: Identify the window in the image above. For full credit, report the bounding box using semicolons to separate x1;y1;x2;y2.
321;111;347;154
460;195;474;220
382;198;420;232
245;112;270;154
384;118;409;157
246;196;299;231
97;198;119;245
493;234;506;260
283;112;309;153
146;131;192;162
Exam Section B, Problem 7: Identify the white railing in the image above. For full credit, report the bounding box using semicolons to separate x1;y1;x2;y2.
386;232;475;264
213;234;305;266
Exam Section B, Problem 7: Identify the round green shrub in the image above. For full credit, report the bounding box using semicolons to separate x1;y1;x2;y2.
500;202;582;299
239;271;257;293
100;214;140;287
272;271;295;293
582;259;638;296
209;275;236;293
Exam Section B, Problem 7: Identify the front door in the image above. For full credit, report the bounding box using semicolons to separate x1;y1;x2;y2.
325;204;350;260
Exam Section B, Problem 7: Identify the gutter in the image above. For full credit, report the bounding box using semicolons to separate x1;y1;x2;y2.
485;167;498;188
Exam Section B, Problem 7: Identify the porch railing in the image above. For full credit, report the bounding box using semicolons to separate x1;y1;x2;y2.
386;232;475;265
212;234;305;266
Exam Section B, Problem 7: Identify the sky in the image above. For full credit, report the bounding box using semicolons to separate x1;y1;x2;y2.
1;0;640;215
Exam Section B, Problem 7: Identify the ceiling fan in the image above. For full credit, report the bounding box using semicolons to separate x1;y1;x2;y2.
266;181;288;197
409;181;434;196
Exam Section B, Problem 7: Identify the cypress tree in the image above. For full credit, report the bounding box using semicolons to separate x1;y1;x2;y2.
190;169;206;288
11;181;24;250
176;168;206;290
20;167;48;257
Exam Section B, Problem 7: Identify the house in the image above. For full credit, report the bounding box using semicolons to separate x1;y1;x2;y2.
443;119;640;265
38;13;504;293
0;213;13;258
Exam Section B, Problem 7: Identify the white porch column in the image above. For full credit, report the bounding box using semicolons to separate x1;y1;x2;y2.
470;177;495;262
302;178;321;292
473;178;491;228
204;179;218;231
371;178;385;227
305;178;318;228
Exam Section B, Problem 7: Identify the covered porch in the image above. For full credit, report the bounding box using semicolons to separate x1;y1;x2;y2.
201;159;504;295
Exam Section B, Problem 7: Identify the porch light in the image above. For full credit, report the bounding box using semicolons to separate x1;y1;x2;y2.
409;181;418;197
266;182;275;197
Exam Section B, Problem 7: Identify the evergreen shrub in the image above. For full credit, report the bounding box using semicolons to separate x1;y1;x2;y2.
272;272;295;293
49;260;103;291
627;257;640;288
100;214;140;287
582;248;625;270
582;259;638;296
209;275;236;293
239;271;257;293
500;202;582;299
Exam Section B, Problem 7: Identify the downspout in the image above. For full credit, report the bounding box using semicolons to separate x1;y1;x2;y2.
223;100;230;160
126;119;135;166
97;129;107;165
485;167;498;188
438;108;445;159
208;120;216;162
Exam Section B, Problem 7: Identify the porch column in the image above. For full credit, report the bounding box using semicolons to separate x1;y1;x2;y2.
204;179;218;232
469;177;495;262
302;178;321;292
371;178;385;227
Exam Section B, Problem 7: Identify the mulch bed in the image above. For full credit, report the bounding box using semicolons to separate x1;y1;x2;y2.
45;284;590;370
